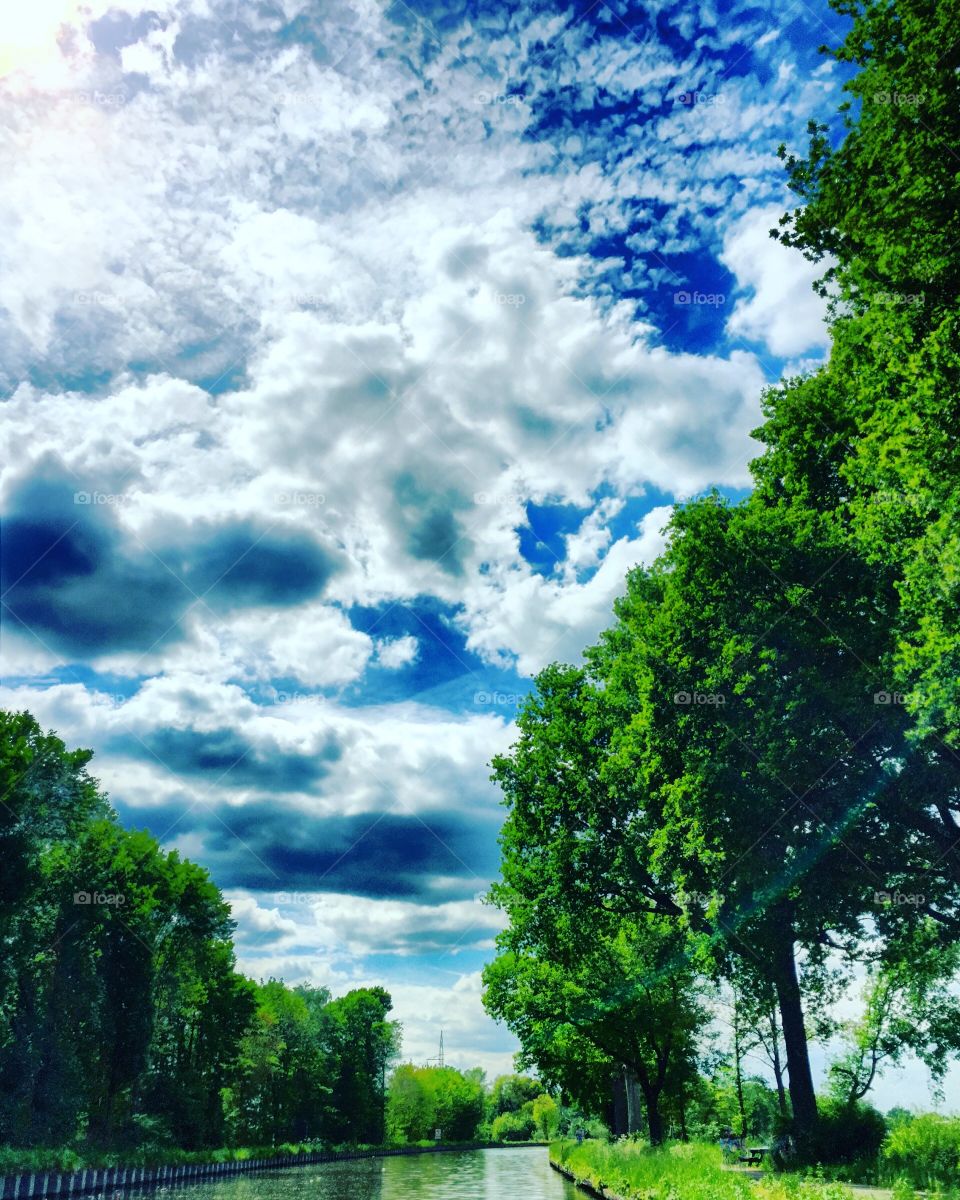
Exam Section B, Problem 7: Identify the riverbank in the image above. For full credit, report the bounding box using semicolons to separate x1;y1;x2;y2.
548;1140;901;1200
550;1139;754;1200
0;1141;548;1200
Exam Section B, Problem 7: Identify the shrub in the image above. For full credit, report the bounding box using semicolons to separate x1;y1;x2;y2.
812;1099;886;1166
491;1110;535;1142
882;1112;960;1188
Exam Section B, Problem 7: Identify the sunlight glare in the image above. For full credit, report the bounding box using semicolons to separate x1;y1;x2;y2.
0;0;80;78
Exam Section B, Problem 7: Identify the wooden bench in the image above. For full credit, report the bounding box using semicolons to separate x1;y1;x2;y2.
738;1148;768;1167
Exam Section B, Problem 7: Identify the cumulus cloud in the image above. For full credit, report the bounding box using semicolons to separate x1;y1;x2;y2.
375;636;420;669
721;205;831;357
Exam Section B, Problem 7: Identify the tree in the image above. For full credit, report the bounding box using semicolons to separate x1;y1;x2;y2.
532;1094;559;1141
489;1074;544;1116
485;915;709;1144
386;1065;434;1143
323;987;400;1144
0;710;408;1153
766;0;960;782
593;492;934;1150
828;931;960;1106
386;1064;484;1144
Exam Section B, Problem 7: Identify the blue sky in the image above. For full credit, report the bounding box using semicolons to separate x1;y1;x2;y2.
1;0;949;1107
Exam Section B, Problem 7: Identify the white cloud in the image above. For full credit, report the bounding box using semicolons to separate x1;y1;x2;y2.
721;205;831;357
0;678;514;821
375;636;419;669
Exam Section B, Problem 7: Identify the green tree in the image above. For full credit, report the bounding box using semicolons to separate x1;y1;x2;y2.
828;932;960;1106
763;0;960;840
489;1074;544;1116
532;1094;559;1140
323;987;400;1144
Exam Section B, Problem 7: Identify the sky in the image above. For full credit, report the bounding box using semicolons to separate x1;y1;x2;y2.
0;0;951;1110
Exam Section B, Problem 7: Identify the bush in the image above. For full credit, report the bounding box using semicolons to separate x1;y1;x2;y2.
882;1113;960;1188
811;1099;886;1166
491;1110;535;1142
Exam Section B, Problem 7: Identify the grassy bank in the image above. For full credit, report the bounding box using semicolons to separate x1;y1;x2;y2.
551;1140;754;1200
550;1140;868;1200
0;1143;331;1175
0;1139;544;1176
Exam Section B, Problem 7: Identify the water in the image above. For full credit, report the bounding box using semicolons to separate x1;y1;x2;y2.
153;1150;578;1200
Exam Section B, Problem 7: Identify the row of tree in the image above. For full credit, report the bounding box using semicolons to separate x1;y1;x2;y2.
0;707;575;1155
386;1068;558;1144
483;0;960;1160
0;709;399;1151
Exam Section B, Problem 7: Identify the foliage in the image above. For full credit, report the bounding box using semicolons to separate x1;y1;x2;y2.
882;1113;960;1189
810;1099;886;1167
827;940;960;1106
483;664;712;1143
552;1138;753;1200
688;1074;784;1143
483;0;960;1166
532;1094;560;1141
0;711;399;1155
386;1065;485;1144
489;1074;544;1116
491;1110;536;1143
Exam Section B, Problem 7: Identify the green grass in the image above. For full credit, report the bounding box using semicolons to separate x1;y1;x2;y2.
0;1138;529;1176
550;1140;871;1200
551;1138;756;1200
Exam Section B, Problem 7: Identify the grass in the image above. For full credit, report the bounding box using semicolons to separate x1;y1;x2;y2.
0;1137;533;1176
551;1139;756;1200
550;1140;882;1200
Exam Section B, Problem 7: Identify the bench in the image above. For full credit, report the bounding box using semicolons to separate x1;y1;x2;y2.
738;1149;768;1167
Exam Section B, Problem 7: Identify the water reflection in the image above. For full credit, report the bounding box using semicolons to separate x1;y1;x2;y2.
153;1149;577;1200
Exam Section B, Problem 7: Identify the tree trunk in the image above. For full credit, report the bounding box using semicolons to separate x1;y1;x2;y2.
611;1068;628;1136
771;922;817;1153
769;1011;788;1117
637;1078;664;1145
624;1066;644;1134
733;992;747;1140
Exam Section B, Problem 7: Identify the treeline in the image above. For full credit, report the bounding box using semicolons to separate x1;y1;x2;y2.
386;1069;560;1144
0;710;398;1152
483;0;960;1164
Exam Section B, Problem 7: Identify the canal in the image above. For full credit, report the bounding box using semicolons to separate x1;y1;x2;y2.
151;1150;578;1200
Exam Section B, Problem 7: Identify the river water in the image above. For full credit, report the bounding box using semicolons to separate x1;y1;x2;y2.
155;1150;578;1200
